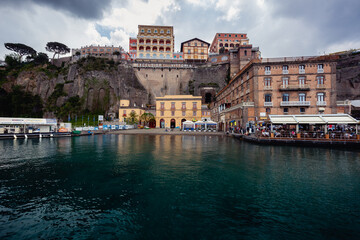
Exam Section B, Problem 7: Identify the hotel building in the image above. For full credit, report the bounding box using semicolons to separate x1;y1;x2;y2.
209;33;249;54
212;55;339;131
155;95;202;128
129;38;137;60
137;25;174;59
180;38;210;61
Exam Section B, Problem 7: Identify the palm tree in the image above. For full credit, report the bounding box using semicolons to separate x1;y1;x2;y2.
140;112;155;127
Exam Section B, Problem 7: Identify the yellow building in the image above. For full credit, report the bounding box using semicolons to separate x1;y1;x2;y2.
181;38;210;61
137;25;174;59
119;100;145;123
155;95;202;128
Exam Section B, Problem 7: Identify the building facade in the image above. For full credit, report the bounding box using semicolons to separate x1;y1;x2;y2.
119;100;145;123
137;25;174;59
129;37;137;60
212;56;339;131
72;45;130;60
209;33;249;54
155;95;202;128
180;38;210;61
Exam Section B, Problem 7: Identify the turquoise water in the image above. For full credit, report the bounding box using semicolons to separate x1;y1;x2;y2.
0;134;360;239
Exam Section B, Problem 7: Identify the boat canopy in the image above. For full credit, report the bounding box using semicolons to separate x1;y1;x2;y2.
268;114;359;125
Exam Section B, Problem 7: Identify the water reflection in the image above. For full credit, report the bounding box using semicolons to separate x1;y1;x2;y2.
0;135;360;239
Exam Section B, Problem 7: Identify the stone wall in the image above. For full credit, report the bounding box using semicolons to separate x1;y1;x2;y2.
336;52;360;100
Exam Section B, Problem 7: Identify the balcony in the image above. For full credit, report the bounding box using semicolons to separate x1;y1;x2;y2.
317;101;327;106
264;86;272;90
282;70;289;74
299;69;305;74
316;84;326;89
264;102;273;107
265;70;271;75
280;101;310;106
317;69;324;73
279;84;310;91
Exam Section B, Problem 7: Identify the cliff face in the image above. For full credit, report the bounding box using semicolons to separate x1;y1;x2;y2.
2;60;148;117
336;52;360;100
1;58;229;118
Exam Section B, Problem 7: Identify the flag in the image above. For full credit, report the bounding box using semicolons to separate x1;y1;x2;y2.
68;114;70;122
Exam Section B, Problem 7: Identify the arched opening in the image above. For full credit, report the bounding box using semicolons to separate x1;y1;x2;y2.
244;50;247;56
225;43;228;47
170;119;176;128
166;40;171;45
235;44;239;47
160;119;165;128
146;53;150;58
139;46;144;51
146;46;151;51
159;54;164;58
159;40;164;45
230;43;234;48
165;47;170;52
146;39;151;44
153;47;157;52
139;53;144;58
152;54;157;58
219;43;223;47
153;39;158;45
159;47;164;52
205;93;212;104
149;119;156;128
166;54;170;59
139;39;144;44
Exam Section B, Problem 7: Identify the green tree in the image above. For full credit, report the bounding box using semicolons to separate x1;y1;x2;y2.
140;112;155;126
33;52;49;65
4;43;37;62
127;110;138;124
45;42;70;61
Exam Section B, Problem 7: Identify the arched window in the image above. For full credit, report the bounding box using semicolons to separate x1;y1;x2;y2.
146;39;151;44
230;43;234;48
159;40;164;45
153;39;158;45
159;47;164;52
166;54;170;59
166;40;171;45
146;53;150;58
139;46;144;51
139;39;144;44
165;47;170;52
153;54;157;58
219;43;223;47
139;53;144;58
159;54;164;58
244;50;247;56
146;46;151;51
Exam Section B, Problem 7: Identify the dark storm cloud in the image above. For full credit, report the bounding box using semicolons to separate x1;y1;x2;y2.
1;0;115;19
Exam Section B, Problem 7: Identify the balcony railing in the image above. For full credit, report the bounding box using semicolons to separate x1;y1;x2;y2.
282;70;289;74
264;102;273;107
317;101;327;106
317;69;324;73
264;86;272;90
316;84;326;89
280;84;310;90
299;69;305;74
265;70;271;75
280;101;310;106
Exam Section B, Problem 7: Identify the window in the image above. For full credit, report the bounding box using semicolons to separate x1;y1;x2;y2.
266;108;271;113
241;35;243;37
265;66;271;75
201;43;204;47
282;65;289;74
317;93;324;102
193;102;197;109
141;29;144;33
244;50;247;56
160;30;164;33
299;77;306;85
182;111;185;116
299;93;306;102
283;108;289;113
229;34;231;37
264;78;271;87
195;43;197;46
160;102;165;109
235;34;238;37
282;77;289;87
171;111;175;116
299;65;305;74
265;94;272;102
218;34;221;37
225;34;227;37
317;64;324;73
182;102;186;109
300;108;306;113
171;102;175;109
161;111;164;116
317;76;324;85
147;29;151;33
282;93;289;102
188;50;191;54
167;30;170;33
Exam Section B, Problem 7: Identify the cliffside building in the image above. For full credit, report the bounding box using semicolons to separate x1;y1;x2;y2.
212;56;339;131
72;45;130;60
209;33;249;54
137;25;174;59
180;38;210;61
129;37;137;60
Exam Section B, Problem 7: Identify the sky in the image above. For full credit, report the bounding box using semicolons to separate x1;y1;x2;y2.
1;0;360;60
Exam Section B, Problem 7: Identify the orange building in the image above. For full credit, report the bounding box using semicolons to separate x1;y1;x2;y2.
180;38;210;61
137;25;174;59
209;33;249;54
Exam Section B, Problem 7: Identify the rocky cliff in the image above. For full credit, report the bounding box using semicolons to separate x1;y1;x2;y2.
336;51;360;100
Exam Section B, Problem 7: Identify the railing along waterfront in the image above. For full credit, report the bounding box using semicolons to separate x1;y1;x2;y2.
257;131;360;141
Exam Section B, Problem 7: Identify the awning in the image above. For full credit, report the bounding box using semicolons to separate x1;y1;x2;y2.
268;114;359;125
